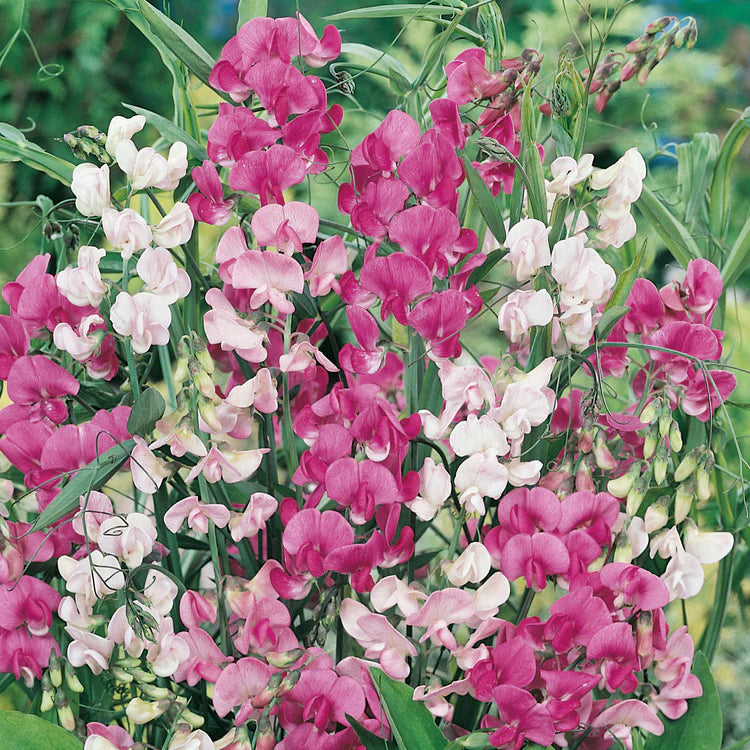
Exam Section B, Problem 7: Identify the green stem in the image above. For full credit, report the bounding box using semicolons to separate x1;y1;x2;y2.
206;516;230;656
158;345;177;410
121;257;140;395
282;315;301;502
515;587;536;624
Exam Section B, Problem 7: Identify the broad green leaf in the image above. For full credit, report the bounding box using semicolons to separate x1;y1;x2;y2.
31;440;135;531
676;132;718;223
388;68;412;96
370;668;447;750
137;0;217;87
0;123;75;185
722;212;750;287
637;184;700;268
519;87;547;222
644;651;722;750
122;103;206;160
0;710;82;750
341;43;411;80
127;386;166;437
708;106;750;240
550;119;574;157
445;733;493;749
604;241;645;312
238;0;267;29
346;715;389;750
596;305;629;340
461;154;506;246
467;248;508;287
325;4;459;20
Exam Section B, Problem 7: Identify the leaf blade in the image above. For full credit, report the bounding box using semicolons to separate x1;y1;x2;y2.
0;710;83;750
238;0;267;29
122;103;207;160
460;154;506;246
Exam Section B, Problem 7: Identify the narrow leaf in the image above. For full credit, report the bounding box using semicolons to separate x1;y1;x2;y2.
122;103;207;160
341;43;412;80
676;132;718;223
460;154;506;245
637;184;700;268
325;4;458;20
644;651;722;750
0;123;75;185
388;68;412;96
127;386;166;437
604;241;645;312
31;440;135;531
137;0;217;87
238;0;267;29
722;212;750;288
519;86;547;222
708;106;750;240
0;710;82;750
370;668;447;750
596;305;629;340
467;248;508;287
346;715;389;750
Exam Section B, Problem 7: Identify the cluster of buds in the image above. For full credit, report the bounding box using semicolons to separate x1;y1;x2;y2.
174;333;220;431
674;446;714;523
62;125;113;165
126;685;204;728
586;16;698;111
40;655;84;731
640;396;683;485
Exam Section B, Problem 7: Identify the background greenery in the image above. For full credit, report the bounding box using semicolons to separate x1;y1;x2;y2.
0;0;748;745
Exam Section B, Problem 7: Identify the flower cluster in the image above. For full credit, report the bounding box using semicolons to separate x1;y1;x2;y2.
0;8;735;750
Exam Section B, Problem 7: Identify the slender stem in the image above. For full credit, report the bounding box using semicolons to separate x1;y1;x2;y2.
121;257;140;396
282;315;301;502
206;515;230;656
515;587;536;624
158;345;177;411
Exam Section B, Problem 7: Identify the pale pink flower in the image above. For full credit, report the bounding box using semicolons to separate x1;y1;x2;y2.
53;314;104;362
251;201;319;254
405;588;476;650
547;154;594;196
590;147;646;201
504;457;543;486
146;617;191;677
97;512;157;568
498;289;554;344
56;245;108;306
168;729;215;750
136;245;191;303
105;114;146;157
108;606;146;658
504;218;551;281
102;208;152;259
471;571;511;621
229;492;277;541
226;368;278;414
592;699;663;748
213;657;276;724
305;236;348;297
185;445;267;484
131;435;173;494
405;457;452;522
682;518;734;564
442;542;491;586
115;140;187;191
72;491;114;545
370;576;426;617
151;202;194;248
150;410;208;457
450;414;509;458
58;551;125;605
279;336;338;374
204;288;268;363
231;250;304;314
558;302;597;348
454;451;508;515
551;236;616;307
144;570;178;617
110;291;171;354
65;626;114;675
340;598;417;680
662;548;704;600
71;163;110;216
164;495;231;534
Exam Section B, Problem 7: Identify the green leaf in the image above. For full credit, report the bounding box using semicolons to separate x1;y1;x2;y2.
0;710;83;750
519;87;547;222
460;154;506;246
604;241;645;312
369;668;447;750
31;440;135;531
388;68;412;96
122;103;206;160
127;386;166;437
722;212;750;287
346;715;389;750
137;0;217;87
238;0;267;29
445;733;493;750
476;1;505;67
467;248;508;287
325;4;458;20
0;123;75;185
550;119;574;157
637;184;701;268
644;651;722;750
596;305;629;340
708;106;750;240
676;132;718;223
341;43;412;81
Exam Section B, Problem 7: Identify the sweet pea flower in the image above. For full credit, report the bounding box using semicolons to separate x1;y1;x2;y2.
102;208;152;259
504;218;551;281
370;576;427;617
442;542;492;586
164;495;231;534
454;451;508;515
115;140;187;191
405;588;477;650
231;250;304;314
66;627;114;675
105;114;146;157
131;435;172;494
204;288;268;363
58;550;126;604
305;236;348;297
56;245;108;306
110;291;171;354
547;154;594;196
251;201;319;254
226;369;278;414
151;202;194;248
71;163;110;216
498;288;554;344
551;236;616;307
662;548;705;600
213;657;276;724
405;457;452;522
97;513;158;568
279;336;338;375
229;492;277;541
185;445;267;484
682;518;734;564
450;414;509;458
53;314;104;362
136;246;191;303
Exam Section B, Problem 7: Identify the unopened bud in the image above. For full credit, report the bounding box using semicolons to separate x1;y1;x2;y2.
126;697;169;724
131;668;157;684
252;672;283;709
255;714;276;750
613;531;633;563
636;611;654;660
48;655;63;688
266;649;306;669
674;448;702;482
191;333;215;375
658;412;672;438
594;438;617;471
626;474;649;516
139;682;170;700
608;463;640;498
64;660;84;693
643;428;659;460
198;399;223;433
40;672;55;713
653;443;668;485
114;656;142;669
278;668;302;697
644;497;669;533
625;35;653;54
675;480;695;523
55;690;76;732
695;467;711;502
180;708;205;729
639;400;658;425
645;16;673;35
669;421;683;452
110;666;134;683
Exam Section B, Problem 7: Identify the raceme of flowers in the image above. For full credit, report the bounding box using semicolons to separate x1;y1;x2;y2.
0;10;735;750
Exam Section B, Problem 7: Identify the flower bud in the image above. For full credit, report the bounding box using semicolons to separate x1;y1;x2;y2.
48;654;63;688
197;399;223;434
658;413;672;438
607;463;640;498
695;467;711;502
626;474;649;516
114;657;142;669
131;668;157;684
613;532;633;563
675;480;695;524
636;611;654;661
624;35;652;54
653;443;668;485
639;401;658;424
643;428;659;460
644;497;669;533
674;447;702;482
110;666;134;683
65;660;84;693
266;649;306;669
255;715;276;750
594;437;617;471
645;15;673;35
191;333;215;375
56;690;76;732
669;421;683;452
252;672;283;709
41;672;55;713
180;708;205;729
277;668;302;697
126;697;169;724
139;682;170;700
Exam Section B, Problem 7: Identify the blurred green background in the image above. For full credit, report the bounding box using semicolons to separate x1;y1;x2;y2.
0;0;749;743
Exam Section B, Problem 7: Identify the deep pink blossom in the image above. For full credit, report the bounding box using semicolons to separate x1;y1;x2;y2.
213;656;276;724
324;457;401;524
482;685;555;749
0;314;29;379
229;145;307;205
188;160;234;225
230;250;304;314
207;103;279;167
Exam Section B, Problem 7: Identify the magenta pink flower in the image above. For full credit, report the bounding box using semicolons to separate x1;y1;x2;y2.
358;110;420;175
207;103;279;167
587;621;640;693
501;532;570;592
174;627;232;686
339;177;409;241
324;457;401;524
445;48;509;104
164;495;231;534
251;201;319;254
0;314;29;379
305;236;348;297
0;575;61;636
188;160;234;225
229;145;307;205
213;656;276;724
0;627;58;685
482;685;555;749
230;250;304;314
408;289;472;361
339;305;384;375
469;636;537;701
660;258;722;322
